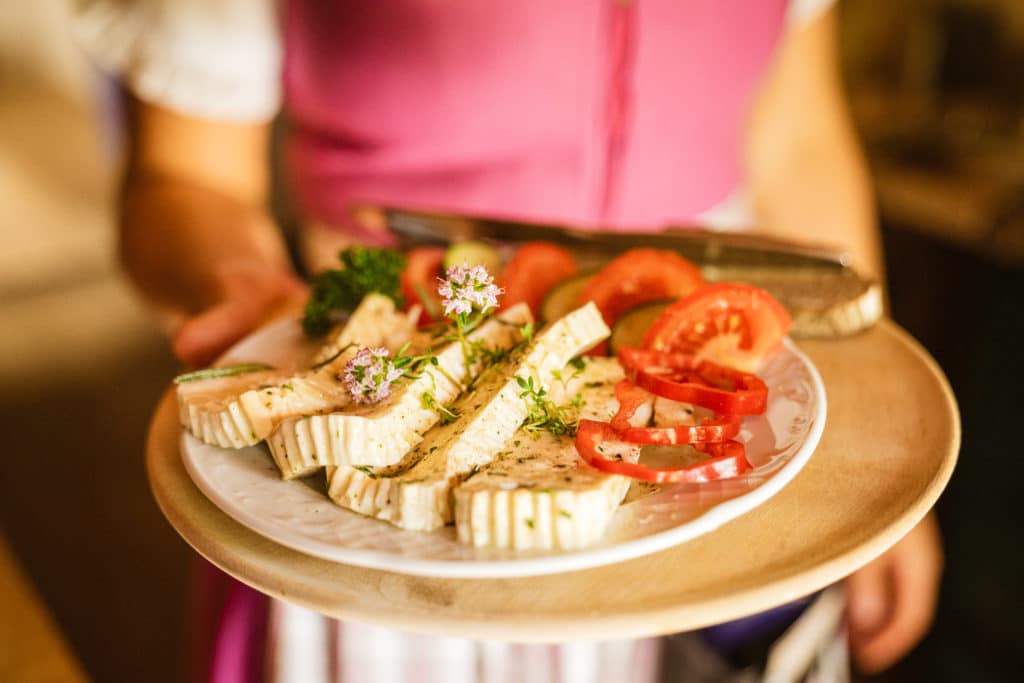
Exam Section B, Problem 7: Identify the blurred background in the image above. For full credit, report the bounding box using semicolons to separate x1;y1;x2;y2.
1;0;1022;681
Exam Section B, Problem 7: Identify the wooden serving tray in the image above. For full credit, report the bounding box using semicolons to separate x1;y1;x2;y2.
146;320;958;641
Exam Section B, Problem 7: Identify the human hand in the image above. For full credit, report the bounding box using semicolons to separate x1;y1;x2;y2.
172;262;308;367
845;512;943;673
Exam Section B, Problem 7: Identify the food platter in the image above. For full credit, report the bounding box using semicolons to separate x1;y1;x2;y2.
179;318;825;578
148;319;958;640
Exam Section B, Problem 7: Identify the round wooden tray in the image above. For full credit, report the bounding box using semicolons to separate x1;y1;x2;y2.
147;319;958;641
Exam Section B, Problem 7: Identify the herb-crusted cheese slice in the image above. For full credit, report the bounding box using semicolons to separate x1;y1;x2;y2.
326;303;610;531
454;357;654;550
177;294;417;449
325;363;515;528
268;303;534;479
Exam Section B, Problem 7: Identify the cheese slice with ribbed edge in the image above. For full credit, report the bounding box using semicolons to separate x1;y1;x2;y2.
326;303;610;531
268;303;534;479
177;294;418;449
454;357;654;550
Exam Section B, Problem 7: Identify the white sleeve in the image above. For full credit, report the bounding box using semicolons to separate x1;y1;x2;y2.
786;0;837;27
73;0;282;122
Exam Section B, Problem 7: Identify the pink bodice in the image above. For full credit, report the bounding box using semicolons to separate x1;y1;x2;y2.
283;1;788;233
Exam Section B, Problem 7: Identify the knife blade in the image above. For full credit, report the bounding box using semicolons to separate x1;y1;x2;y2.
382;206;850;270
375;205;882;338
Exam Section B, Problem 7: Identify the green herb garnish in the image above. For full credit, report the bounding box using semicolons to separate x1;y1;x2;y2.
516;375;579;437
421;391;460;424
311;342;357;370
173;362;274;384
354;465;378;478
414;282;442;321
302;247;406;336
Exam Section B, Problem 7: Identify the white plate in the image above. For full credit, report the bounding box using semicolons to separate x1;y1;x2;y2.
181;319;826;579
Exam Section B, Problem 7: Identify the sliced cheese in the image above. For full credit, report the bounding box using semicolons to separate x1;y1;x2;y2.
269;303;534;479
454;357;654;550
177;294;417;449
326;303;610;531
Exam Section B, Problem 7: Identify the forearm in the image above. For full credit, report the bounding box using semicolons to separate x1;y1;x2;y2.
745;8;883;281
748;120;881;280
119;171;293;320
118;99;297;324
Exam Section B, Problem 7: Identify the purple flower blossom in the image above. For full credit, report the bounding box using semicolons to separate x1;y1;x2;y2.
342;347;405;404
437;263;503;320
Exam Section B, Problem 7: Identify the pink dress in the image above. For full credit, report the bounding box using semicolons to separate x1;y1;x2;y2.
203;3;794;682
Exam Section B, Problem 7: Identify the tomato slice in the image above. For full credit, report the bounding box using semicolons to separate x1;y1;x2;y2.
578;249;704;355
618;348;768;415
498;242;577;316
575;419;750;484
400;247;446;325
641;283;791;371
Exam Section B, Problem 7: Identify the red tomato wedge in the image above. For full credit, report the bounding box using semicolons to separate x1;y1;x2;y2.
575;419;750;484
618;348;769;415
400;246;445;325
578;249;704;355
642;283;791;371
498;242;577;316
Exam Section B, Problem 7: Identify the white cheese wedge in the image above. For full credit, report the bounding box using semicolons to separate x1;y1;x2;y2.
177;294;417;449
454;357;654;550
269;303;534;479
326;303;610;531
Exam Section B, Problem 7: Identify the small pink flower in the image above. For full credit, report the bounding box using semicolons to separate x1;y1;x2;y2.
342;347;405;404
437;264;502;320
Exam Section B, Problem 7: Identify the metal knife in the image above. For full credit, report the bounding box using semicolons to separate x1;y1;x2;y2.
381;206;851;270
375;205;882;338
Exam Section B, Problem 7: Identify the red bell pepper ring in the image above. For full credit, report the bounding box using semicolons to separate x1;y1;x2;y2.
610;378;741;444
610;378;652;431
619;415;742;446
617;348;768;416
575;419;751;484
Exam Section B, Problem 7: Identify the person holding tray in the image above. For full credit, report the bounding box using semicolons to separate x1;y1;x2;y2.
76;0;942;680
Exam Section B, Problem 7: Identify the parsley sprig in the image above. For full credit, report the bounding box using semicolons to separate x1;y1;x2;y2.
303;247;406;336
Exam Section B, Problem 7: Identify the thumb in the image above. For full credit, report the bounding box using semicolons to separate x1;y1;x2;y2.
172;267;308;367
846;558;889;636
172;296;265;368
